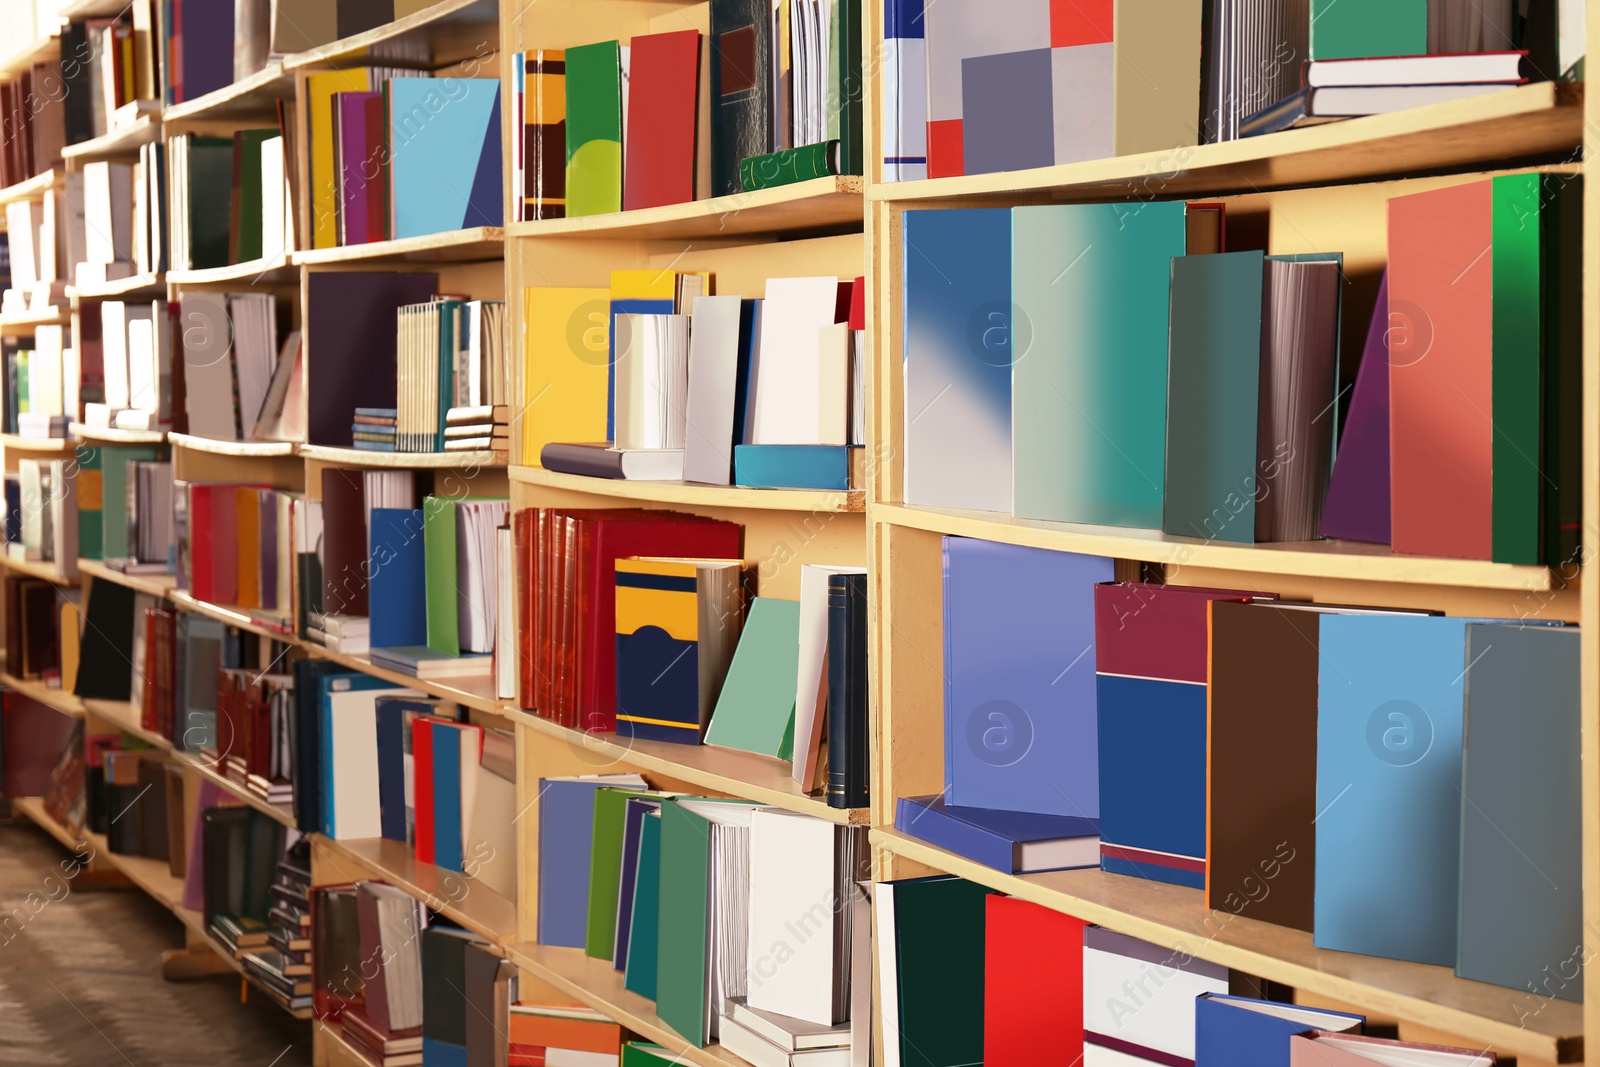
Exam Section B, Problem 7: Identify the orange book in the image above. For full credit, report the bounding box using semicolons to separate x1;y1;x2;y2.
235;487;261;607
1387;181;1494;559
506;1014;622;1054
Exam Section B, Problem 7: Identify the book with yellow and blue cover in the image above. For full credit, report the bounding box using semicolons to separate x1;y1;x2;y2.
614;558;744;744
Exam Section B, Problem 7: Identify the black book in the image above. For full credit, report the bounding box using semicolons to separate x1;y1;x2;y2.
58;24;94;146
421;926;487;1053
826;572;868;809
74;578;136;700
709;0;773;195
184;136;236;270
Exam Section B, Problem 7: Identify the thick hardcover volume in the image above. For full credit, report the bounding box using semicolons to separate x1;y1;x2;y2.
525;50;567;221
1544;175;1583;569
826;572;867;809
625;30;701;210
614;562;702;743
1491;173;1543;565
709;0;773;194
738;141;838;191
564;41;623;217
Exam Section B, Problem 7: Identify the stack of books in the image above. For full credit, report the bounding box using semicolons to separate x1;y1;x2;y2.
443;405;508;453
243;837;314;1013
352;408;398;453
216;668;295;805
393;298;506;454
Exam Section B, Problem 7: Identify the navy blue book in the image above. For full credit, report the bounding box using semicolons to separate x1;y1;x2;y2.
374;696;457;844
733;299;762;444
290;660;356;833
1194;993;1364;1067
894;795;1099;874
368;508;427;649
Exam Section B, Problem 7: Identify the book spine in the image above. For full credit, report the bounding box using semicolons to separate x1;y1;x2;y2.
827;572;869;808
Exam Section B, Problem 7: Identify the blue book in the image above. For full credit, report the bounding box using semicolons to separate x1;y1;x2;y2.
733;444;855;490
613;795;664;972
894;795;1098;873
369;508;427;649
387;78;503;239
623;810;663;999
432;722;466;872
943;537;1112;817
355;407;398;418
375;698;408;842
420;1040;466;1067
352;440;399;452
902;208;1012;512
1194;993;1364;1067
537;775;645;948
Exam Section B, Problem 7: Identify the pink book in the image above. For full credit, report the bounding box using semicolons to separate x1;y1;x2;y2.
1319;272;1391;545
1290;1031;1497;1065
336;91;382;246
180;780;232;911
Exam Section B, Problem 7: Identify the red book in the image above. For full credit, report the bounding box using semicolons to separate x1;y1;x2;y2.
139;609;159;732
1092;583;1263;683
848;276;866;331
514;508;536;711
623;29;701;211
188;486;215;602
211;486;238;606
985;896;1087;1066
412;714;435;864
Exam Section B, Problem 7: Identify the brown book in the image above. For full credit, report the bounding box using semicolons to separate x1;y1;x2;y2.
136;756;170;862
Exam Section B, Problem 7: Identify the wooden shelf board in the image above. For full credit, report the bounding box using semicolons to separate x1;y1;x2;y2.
872;82;1582;205
507;708;863;824
58;0;128;17
873;502;1555;591
305;645;503;714
0;32;59;81
0;309;69;333
0;554;79;584
292;226;504;266
175;750;298;829
82;699;172;751
301;444;507;469
505;944;752;1067
169;591;300;640
281;0;498;72
77;559;178;598
67;271;164;299
161;62;294;123
61;114;162;161
317;1020;384;1067
70;423;168;444
167;254;296;286
0;169;57;206
510;176;865;240
86;830;187;913
0;432;74;452
167;433;296;457
313;835;518;945
11;796;86;851
0;671;84;717
872;828;1582;1063
511;465;865;514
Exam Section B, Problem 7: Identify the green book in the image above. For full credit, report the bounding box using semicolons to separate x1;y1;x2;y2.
76;443;102;559
1542;174;1583;569
1310;0;1426;59
424;496;460;655
622;1045;676;1067
623;810;661;999
565;41;623;217
740;142;838;192
232;129;276;264
585;787;652;961
702;597;801;759
1491;172;1543;566
1162;250;1265;543
829;0;863;176
186;135;235;270
881;876;993;1067
102;445;166;561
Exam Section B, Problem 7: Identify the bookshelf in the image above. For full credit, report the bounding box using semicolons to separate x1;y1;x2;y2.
10;795;85;851
289;226;506;267
0;668;84;717
71;424;168;445
312;835;518;946
508;175;866;240
0;309;69;333
0;168;58;206
58;114;162;162
0;433;75;453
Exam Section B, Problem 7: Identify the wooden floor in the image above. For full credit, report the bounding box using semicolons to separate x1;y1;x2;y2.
0;813;312;1066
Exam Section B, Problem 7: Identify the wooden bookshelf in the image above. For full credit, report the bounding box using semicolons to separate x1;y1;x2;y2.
82;699;172;751
60;114;162;162
161;62;295;124
0;670;84;717
280;0;499;71
168;591;299;640
510;464;865;514
70;423;168;445
67;271;165;299
0;308;69;333
11;796;86;851
305;645;503;715
0;168;57;206
316;1020;384;1067
58;0;131;17
312;835;518;946
510;176;866;241
76;559;178;598
166;255;296;287
167;433;297;457
0;433;75;452
0;554;79;584
291;227;505;267
301;444;508;469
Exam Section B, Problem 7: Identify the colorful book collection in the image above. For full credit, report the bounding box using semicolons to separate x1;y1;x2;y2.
512;0;861;220
55;7;161;147
1;326;74;438
385;297;506;454
524;272;866;490
177;482;302;627
903;175;1582;565
2;573;80;688
308;69;502;251
77;443;167;563
4;457;78;573
891;535;1583;1004
538;777;866;1058
169;126;293;270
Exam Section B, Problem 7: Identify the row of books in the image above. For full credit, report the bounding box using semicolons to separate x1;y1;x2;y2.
79;444;168;564
168;129;294;271
4;457;78;573
890;536;1581;1001
538;777;866;1058
179;292;300;442
387;297;507;453
2;573;79;686
0;330;72;438
180;483;302;626
525;273;866;490
512;0;861;222
57;9;161;146
903;174;1581;565
4;195;66;312
0;57;66;189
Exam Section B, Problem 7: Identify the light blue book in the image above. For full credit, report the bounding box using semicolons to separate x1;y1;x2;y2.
1012;201;1186;527
902;208;1012;512
943;536;1112;817
387;78;503;239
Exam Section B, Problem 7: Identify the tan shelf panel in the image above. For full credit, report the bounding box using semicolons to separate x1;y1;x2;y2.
291;226;504;266
70;423;168;445
0;32;59;81
317;1020;386;1067
508;708;864;825
82;698;173;751
873;828;1581;1063
59;0;129;17
0;670;84;717
873;81;1582;205
169;591;300;640
77;559;178;598
873;502;1555;592
510;176;864;241
0;308;69;333
167;254;296;287
281;0;498;72
61;114;162;162
313;834;518;945
85;829;187;913
162;62;294;124
0;553;79;584
305;645;503;715
11;796;86;851
0;169;57;206
168;432;297;457
301;444;507;469
0;432;75;451
506;944;752;1067
511;464;865;514
68;271;165;299
175;750;297;829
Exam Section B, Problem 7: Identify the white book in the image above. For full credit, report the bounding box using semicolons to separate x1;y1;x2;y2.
494;525;516;700
31;325;64;417
847;882;870;1067
7;202;42;290
873;882;902;1067
126;312;158;413
456;499;509;654
326;684;420;839
18;462;43;553
682;295;744;486
545;1052;619;1067
792;564;866;791
746;810;847;1026
62;345;80;424
816;322;849;445
729;999;851;1053
1082;926;1228;1065
47;459;76;579
100;301;133;409
179;292;239;439
231;293;278;433
259;134;288;260
62;172;87;282
751;277;839;444
82;161;134;266
613;312;690;451
719;1015;849;1067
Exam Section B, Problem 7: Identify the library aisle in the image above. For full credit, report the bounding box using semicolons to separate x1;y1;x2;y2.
0;816;312;1067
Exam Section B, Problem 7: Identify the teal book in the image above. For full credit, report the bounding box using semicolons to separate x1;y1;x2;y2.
565;41;623;217
1163;251;1265;543
102;446;168;560
1012;202;1187;527
623;810;662;999
424;497;459;655
703;597;801;759
1310;0;1426;59
585;787;653;961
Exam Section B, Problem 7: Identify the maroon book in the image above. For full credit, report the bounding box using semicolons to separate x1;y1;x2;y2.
321;468;369;617
1093;583;1264;683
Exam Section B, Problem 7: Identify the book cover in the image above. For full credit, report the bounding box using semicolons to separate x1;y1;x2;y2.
521;286;610;466
703;597;801;759
1195;993;1364;1067
536;776;644;948
623;810;663;998
882;0;927;181
386;77;503;239
306;69;377;250
585;786;653;962
877;876;992;1067
894;795;1098;874
1319;273;1392;544
624;29;700;210
369;508;427;649
1310;0;1426;59
709;0;773;194
525;50;567;220
1490;172;1543;565
1083;926;1228;1064
986;896;1085;1066
565;41;623;216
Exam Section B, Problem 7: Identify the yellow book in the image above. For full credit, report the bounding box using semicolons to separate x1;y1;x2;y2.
236;488;261;609
58;598;82;693
306;69;376;250
522;287;610;466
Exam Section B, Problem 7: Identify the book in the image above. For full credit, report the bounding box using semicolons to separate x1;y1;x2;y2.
1242;83;1513;136
1309;0;1425;59
727;999;851;1054
613;312;690;451
624;29;700;210
368;646;493;680
1308;51;1528;86
682;295;744;486
522;288;611;465
1319;274;1392;544
825;572;868;810
1203;0;1308;142
709;0;774;194
986;896;1086;1066
792;564;865;793
895;795;1098;874
1195;994;1364;1067
565;41;624;217
749;276;842;445
1084;926;1229;1064
703;597;801;759
1289;1032;1499;1066
623;809;663;998
881;0;927;181
322;682;419;839
368;508;427;649
536;775;646;948
385;77;502;238
584;786;657;963
519;49;567;221
875;876;991;1067
733;445;854;491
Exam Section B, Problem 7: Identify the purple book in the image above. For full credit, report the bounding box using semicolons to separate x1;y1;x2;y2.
180;0;235;102
612;795;664;972
306;272;439;447
336;92;381;246
1319;274;1392;544
180;779;229;911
